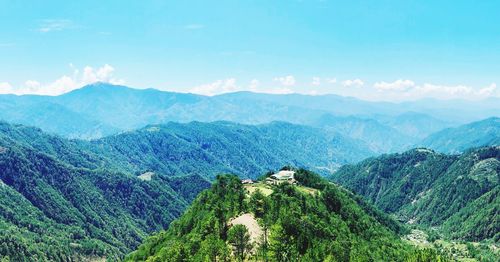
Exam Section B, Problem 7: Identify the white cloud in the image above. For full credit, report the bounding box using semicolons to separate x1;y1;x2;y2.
24;80;41;93
374;79;415;91
184;24;205;30
363;80;499;101
189;78;294;96
38;19;74;33
410;83;498;99
341;79;364;87
311;77;321;86
0;82;15;94
1;64;125;96
476;83;497;96
190;78;239;96
249;79;260;91
273;75;296;86
326;78;337;84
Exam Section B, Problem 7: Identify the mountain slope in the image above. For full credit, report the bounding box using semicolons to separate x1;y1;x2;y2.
0;127;210;260
0;120;374;260
314;114;415;153
421;117;500;153
85;121;374;178
331;147;500;242
126;170;445;261
378;111;453;139
1;83;497;140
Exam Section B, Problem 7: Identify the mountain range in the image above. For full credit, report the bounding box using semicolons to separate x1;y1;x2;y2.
421;117;500;153
126;170;445;261
331;146;499;242
0;83;499;261
0;120;375;259
1;83;498;141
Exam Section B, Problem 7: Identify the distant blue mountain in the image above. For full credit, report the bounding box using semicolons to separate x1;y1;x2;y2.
0;83;498;147
421;117;500;153
312;114;415;153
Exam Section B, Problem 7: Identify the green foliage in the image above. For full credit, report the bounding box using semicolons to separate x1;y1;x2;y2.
404;248;448;262
332;147;499;242
85;121;374;179
126;172;444;261
0;124;211;261
422;117;500;153
227;225;252;261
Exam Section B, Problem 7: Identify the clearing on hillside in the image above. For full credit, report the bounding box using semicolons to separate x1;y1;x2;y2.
228;213;263;248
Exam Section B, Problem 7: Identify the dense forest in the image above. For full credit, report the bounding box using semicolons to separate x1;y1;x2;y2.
0;123;211;260
421;117;500;153
331;147;500;242
127;170;448;261
84;121;374;178
0;121;372;261
0;120;498;261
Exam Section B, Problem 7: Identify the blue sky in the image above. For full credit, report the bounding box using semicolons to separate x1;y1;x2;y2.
0;0;499;100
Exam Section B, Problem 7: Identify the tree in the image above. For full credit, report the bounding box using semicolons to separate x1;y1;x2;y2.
269;223;296;262
227;224;252;261
198;235;230;262
250;189;268;218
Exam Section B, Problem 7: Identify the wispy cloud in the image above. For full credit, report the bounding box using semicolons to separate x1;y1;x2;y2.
311;77;321;86
341;79;364;87
184;24;205;30
0;64;125;96
0;82;14;94
326;78;337;84
37;19;75;33
363;80;499;101
273;75;296;86
374;79;415;91
189;78;293;96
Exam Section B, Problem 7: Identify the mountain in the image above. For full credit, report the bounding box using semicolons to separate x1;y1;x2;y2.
377;111;454;140
313;114;415;153
126;170;446;261
0;96;119;139
84;121;375;178
1;83;497;140
421;117;500;153
0;127;211;260
0;120;375;260
331;147;500;242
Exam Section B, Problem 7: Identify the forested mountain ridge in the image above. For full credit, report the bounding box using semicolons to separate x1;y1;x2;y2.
331;146;500;242
126;170;446;261
0;120;373;179
313;114;415;153
84;121;374;178
0;124;211;260
2;83;496;141
421;117;500;153
0;120;375;260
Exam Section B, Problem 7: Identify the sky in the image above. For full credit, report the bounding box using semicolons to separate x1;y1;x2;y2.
0;0;499;101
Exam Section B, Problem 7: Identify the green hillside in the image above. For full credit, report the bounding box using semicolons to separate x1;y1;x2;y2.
0;127;210;260
421;117;500;153
85;121;374;178
126;170;447;261
331;147;500;242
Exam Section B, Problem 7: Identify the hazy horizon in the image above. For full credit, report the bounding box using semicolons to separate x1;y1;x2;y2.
1;1;500;101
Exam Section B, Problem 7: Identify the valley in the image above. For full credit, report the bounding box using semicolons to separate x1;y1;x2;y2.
0;86;498;261
2;2;500;261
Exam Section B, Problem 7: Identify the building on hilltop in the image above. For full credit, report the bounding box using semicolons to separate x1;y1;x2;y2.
266;170;296;185
241;179;254;184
